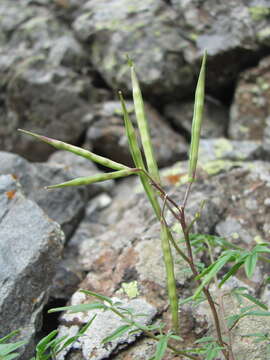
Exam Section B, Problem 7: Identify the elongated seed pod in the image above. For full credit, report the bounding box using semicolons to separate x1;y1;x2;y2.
188;52;207;182
119;91;145;170
18;129;128;171
119;91;161;218
130;62;160;184
45;169;137;189
121;89;178;328
161;223;179;334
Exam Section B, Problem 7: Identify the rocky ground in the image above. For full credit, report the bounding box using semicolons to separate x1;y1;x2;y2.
1;0;270;359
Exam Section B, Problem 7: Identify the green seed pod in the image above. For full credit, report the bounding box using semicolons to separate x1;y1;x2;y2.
188;52;207;182
161;224;179;334
129;61;160;184
45;169;137;189
18;129;128;171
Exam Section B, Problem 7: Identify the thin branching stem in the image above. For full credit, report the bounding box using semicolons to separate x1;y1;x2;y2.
178;208;230;359
206;242;235;360
110;304;199;360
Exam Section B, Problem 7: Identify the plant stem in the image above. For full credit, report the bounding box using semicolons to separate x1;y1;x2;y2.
206;241;235;360
178;208;230;360
110;306;199;360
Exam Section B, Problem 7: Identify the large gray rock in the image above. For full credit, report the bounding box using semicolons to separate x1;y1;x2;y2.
84;101;188;168
72;0;270;100
0;174;64;359
165;98;228;138
55;292;156;360
0;151;113;238
0;0;95;161
229;55;270;143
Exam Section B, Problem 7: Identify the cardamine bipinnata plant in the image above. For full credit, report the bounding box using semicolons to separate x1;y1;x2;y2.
17;52;270;360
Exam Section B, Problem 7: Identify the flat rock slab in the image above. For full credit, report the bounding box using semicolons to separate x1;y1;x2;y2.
0;174;64;359
56;292;156;360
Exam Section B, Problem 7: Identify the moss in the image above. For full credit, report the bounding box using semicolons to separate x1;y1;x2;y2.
120;281;139;299
213;138;234;158
254;235;263;244
189;33;199;41
201;159;240;176
257;26;270;45
249;6;270;21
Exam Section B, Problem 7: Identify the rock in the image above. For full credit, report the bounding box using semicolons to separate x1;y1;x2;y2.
55;292;157;360
52;157;270;358
0;174;64;360
84;101;188;168
0;0;95;161
199;138;262;162
165;98;228;138
0;151;113;239
48;151;114;197
112;338;157;360
72;0;269;101
229;55;270;142
50;193;112;300
5;58;92;161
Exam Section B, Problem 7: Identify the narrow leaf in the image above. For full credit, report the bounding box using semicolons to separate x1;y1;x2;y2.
194;253;232;299
45;169;137;189
80;289;113;305
18;129;128;171
36;330;58;353
254;245;270;254
240;293;268;310
219;261;244;287
0;341;27;357
188;52;207;182
245;253;258;278
154;336;168;360
48;302;107;313
59;315;96;352
244;310;270;317
102;325;132;344
0;331;20;344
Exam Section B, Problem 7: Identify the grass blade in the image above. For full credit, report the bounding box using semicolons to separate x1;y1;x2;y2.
245;253;258;279
80;289;113;305
154;335;168;360
18;129;128;171
102;325;132;344
0;331;20;344
188;52;207;182
129;60;160;183
240;293;268;310
48;302;107;313
45;169;138;189
194;253;232;299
